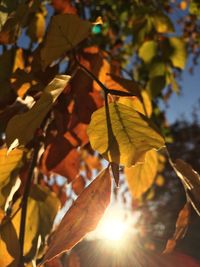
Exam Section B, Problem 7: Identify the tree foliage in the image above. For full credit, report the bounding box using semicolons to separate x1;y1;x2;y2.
0;0;200;266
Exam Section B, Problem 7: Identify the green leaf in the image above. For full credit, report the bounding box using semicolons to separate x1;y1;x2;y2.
6;75;71;150
147;75;166;98
40;14;91;70
139;40;158;64
87;102;165;167
152;13;174;33
0;219;20;267
162;37;187;69
12;185;60;259
0;148;23;208
125;149;158;198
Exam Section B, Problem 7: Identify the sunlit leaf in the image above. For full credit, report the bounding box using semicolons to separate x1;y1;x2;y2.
119;90;152;117
0;148;23;208
88;102;164;167
42;167;111;263
6;75;71;150
125;149;158;198
152;13;174;33
162;37;187;69
40;14;91;69
139;41;158;64
0;219;20;267
173;159;200;216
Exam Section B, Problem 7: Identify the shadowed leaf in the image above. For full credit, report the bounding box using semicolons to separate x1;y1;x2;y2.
6;75;71;150
41;14;91;69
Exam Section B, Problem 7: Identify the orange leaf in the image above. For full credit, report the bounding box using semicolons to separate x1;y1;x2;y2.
164;203;191;254
42;167;111;263
40;136;80;181
72;175;86;195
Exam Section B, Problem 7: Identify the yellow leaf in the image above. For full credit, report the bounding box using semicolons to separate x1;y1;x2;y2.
88;102;164;166
0;148;23;207
0;220;20;267
125;150;158;198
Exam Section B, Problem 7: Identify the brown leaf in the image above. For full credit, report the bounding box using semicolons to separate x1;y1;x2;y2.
72;175;86;195
105;74;141;97
68;251;80;267
40;136;80;181
42;167;111;263
164;203;191;254
173;159;200;215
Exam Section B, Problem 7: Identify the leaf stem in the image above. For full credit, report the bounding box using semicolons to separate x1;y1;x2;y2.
18;141;41;266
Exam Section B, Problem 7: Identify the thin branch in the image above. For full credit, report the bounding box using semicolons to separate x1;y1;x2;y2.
18;141;41;266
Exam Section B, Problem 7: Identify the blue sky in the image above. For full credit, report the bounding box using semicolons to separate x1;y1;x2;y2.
159;61;200;124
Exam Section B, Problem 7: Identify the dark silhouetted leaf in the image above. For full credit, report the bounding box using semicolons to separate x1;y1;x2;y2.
41;14;91;69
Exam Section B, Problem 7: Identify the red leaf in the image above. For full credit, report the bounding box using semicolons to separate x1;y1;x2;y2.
72;175;86;195
42;167;111;263
40;136;80;181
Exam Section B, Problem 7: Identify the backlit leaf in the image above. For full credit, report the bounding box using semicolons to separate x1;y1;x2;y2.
40;14;91;69
0;148;23;208
27;12;46;43
6;75;71;150
152;13;174;33
87;102;165;167
42;167;111;263
162;37;187;69
125;149;158;198
139;41;158;64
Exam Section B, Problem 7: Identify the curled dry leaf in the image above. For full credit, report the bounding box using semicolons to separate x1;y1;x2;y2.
164;203;191;254
173;159;200;216
42;167;111;264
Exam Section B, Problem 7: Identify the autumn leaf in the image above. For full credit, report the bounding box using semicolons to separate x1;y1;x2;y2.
118;90;152;117
42;167;111;263
125;149;158;199
12;185;60;258
40;14;91;69
105;74;142;97
71;175;86;195
139;41;158;64
173;159;200;215
0;219;20;267
87;102;165;167
6;75;71;150
152;12;174;33
0;148;23;208
164;203;191;254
